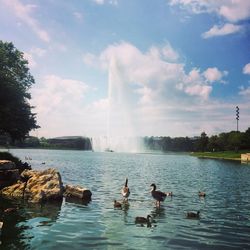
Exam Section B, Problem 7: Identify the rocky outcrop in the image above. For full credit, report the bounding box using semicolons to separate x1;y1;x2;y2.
0;159;92;204
0;160;20;189
0;168;64;203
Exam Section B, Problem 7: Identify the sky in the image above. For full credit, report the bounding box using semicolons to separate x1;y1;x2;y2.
0;0;250;138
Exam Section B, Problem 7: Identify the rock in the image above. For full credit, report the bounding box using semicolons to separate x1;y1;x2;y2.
0;160;20;190
64;184;92;201
24;168;64;203
0;160;16;170
0;180;26;199
0;168;64;203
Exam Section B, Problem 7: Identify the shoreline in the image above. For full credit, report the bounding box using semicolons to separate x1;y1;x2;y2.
192;155;241;162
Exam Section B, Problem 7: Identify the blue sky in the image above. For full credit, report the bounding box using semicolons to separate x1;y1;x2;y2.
0;0;250;138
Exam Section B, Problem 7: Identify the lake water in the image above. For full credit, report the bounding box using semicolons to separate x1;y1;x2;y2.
0;149;250;249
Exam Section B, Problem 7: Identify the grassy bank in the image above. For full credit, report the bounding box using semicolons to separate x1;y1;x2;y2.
191;150;250;161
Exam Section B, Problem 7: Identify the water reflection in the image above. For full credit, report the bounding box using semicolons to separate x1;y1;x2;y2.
0;197;62;250
65;196;91;206
5;149;250;249
151;206;166;220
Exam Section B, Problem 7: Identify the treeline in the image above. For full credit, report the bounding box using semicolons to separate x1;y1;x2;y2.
0;136;92;150
144;127;250;152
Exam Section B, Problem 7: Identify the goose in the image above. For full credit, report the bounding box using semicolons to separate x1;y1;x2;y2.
186;211;200;219
135;215;152;227
198;191;206;198
121;178;130;201
150;183;166;207
113;200;122;208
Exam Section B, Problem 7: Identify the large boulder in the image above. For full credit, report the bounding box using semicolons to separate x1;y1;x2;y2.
0;160;20;189
64;184;92;201
1;168;64;203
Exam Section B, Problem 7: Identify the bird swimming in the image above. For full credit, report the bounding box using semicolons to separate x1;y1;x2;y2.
113;200;122;208
121;178;130;201
150;183;166;207
135;215;152;227
186;211;200;219
198;191;206;198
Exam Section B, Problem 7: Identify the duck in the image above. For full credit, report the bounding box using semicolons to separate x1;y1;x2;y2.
121;178;130;201
113;200;122;208
135;215;152;227
198;191;206;198
150;183;166;207
186;211;200;219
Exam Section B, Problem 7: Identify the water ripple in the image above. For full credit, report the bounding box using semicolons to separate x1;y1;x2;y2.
0;149;249;250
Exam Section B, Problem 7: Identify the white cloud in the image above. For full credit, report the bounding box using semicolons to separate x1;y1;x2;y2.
169;0;250;38
202;23;243;38
93;0;105;4
184;84;212;100
1;0;50;42
30;41;249;138
23;47;46;68
90;42;228;102
23;52;37;68
31;75;94;137
32;75;89;114
239;86;250;97
203;67;228;82
219;1;250;23
169;0;250;22
161;43;179;62
243;63;250;75
79;41;234;137
92;0;118;5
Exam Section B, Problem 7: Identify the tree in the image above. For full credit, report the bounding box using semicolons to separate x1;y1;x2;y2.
195;132;209;152
227;131;243;152
0;41;39;141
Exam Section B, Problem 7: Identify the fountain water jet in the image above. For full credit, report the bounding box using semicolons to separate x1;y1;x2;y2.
92;56;145;153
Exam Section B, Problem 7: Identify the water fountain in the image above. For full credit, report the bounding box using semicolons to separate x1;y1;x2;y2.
91;56;145;153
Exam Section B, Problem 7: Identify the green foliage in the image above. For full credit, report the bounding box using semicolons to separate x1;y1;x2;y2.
144;127;250;153
0;40;39;141
195;132;209;152
144;136;194;152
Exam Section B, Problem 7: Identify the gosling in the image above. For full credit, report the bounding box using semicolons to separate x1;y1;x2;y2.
114;200;122;208
198;191;206;198
135;215;152;227
186;211;200;219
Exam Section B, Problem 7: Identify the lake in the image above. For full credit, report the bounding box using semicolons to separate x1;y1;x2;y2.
1;149;250;249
